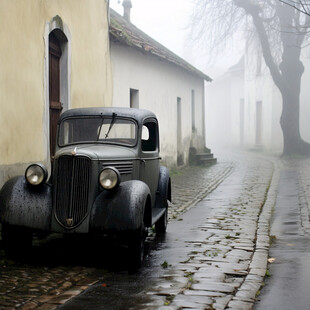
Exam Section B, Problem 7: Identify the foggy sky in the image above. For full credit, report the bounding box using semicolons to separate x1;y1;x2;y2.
109;0;242;78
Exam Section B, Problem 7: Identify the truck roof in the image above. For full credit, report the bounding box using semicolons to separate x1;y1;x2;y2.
59;107;157;124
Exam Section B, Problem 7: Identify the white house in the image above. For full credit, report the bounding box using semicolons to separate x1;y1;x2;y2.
207;37;310;154
242;39;310;154
243;45;283;153
109;3;214;167
207;53;284;153
205;57;245;149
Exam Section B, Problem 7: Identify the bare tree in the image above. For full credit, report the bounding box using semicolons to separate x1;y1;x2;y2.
192;0;310;156
279;0;310;16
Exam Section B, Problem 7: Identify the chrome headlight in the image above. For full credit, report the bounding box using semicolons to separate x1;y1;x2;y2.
25;163;48;186
99;167;121;190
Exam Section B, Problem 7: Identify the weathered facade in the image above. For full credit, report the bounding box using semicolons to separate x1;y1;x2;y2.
205;58;244;149
109;8;212;167
0;0;113;187
208;38;310;154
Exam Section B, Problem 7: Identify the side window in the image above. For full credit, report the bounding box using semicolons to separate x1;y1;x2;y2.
142;121;158;152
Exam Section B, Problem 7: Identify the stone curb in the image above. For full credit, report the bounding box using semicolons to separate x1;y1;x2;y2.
143;154;279;310
227;160;279;309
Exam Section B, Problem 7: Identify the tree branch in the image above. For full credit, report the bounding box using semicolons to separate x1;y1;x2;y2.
278;0;310;16
234;0;284;90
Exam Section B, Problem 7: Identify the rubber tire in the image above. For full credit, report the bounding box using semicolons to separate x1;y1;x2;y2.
1;223;32;257
155;208;168;234
128;225;146;272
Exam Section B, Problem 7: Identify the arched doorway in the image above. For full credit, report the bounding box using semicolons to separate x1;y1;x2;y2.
49;31;63;159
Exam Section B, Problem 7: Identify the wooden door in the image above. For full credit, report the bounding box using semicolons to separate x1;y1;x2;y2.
177;97;183;165
49;32;62;159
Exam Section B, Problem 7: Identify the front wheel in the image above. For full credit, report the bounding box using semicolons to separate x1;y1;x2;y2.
128;225;147;272
1;223;33;257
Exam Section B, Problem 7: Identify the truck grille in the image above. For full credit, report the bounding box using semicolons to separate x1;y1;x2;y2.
55;155;91;229
101;161;133;175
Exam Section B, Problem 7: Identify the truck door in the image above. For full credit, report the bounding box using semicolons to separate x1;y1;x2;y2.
140;119;160;206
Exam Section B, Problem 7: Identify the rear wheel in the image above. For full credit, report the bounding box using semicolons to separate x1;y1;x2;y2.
155;166;170;235
155;207;168;234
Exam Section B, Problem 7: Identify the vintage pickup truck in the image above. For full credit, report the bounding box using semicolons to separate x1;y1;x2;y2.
0;107;171;269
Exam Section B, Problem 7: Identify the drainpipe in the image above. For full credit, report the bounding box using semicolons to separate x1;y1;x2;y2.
123;0;132;22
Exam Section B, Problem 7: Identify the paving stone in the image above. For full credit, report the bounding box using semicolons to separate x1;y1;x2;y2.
193;271;226;281
45;293;76;305
35;304;58;310
183;289;226;297
227;298;253;310
213;295;233;310
249;268;267;277
191;282;236;293
171;294;213;308
21;301;39;310
235;285;259;300
0;152;284;309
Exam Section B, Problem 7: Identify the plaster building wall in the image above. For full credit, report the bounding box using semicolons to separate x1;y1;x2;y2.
205;75;232;148
300;54;310;144
0;0;113;187
111;43;206;167
243;67;283;152
207;40;310;155
242;37;310;154
205;60;244;149
243;44;277;152
242;42;310;154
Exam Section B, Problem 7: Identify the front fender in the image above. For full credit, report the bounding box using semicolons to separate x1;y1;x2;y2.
155;166;171;208
0;176;52;230
90;180;150;232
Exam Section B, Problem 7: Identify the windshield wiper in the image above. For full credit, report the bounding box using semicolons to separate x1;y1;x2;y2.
97;113;105;141
105;112;117;139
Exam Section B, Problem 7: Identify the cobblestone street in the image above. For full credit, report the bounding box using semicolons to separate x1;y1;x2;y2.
1;151;310;309
0;152;234;310
124;152;277;310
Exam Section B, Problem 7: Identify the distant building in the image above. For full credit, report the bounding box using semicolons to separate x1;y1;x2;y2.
109;4;213;167
205;57;245;149
207;38;310;154
243;43;283;153
0;0;113;187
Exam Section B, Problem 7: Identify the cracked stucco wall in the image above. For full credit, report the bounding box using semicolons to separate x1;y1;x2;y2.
0;0;113;187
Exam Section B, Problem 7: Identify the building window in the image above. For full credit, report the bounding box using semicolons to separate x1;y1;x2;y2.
177;97;183;166
240;98;244;146
256;53;262;76
191;90;195;132
130;88;139;108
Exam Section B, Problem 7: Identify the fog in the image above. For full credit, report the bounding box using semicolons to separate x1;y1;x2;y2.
109;0;242;77
110;0;310;157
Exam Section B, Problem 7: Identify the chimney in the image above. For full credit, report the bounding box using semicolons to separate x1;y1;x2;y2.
122;0;132;22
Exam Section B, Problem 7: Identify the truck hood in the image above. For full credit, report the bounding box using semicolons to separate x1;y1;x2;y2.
55;144;137;161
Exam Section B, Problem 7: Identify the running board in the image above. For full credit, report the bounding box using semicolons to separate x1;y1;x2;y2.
151;208;166;226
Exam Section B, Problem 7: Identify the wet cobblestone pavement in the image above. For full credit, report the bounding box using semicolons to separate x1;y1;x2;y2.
3;151;310;309
0;153;234;310
126;152;277;310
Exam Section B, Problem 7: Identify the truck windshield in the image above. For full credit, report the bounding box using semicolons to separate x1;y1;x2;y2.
58;117;137;147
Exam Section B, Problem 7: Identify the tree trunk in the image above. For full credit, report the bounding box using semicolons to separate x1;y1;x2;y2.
234;0;310;156
279;56;310;156
280;89;310;156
